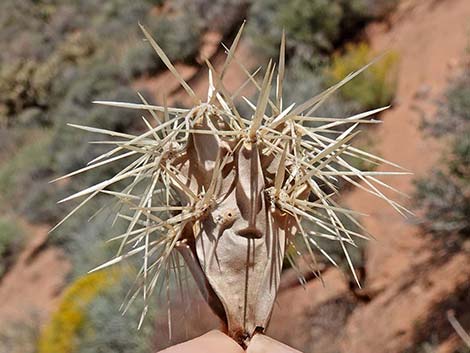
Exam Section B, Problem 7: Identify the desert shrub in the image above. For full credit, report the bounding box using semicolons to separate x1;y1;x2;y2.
278;0;343;53
0;57;55;127
425;72;470;136
0;1;50;63
415;171;470;238
24;82;145;228
0;28;97;127
145;13;203;64
37;268;156;353
446;76;470;122
282;59;361;116
51;96;140;178
326;42;398;109
247;0;371;62
20;182;70;226
246;0;284;59
15;108;44;126
85;1;152;39
0;126;47;161
122;42;162;79
74;275;157;353
60;212;127;276
10;60;141;225
449;130;470;179
414;132;470;244
122;11;203;80
189;0;248;34
414;69;470;247
0;0;161;127
0;60;39;124
0;314;40;353
0;216;25;278
0;129;53;202
361;0;400;19
49;61;140;175
32;33;98;108
37;270;120;353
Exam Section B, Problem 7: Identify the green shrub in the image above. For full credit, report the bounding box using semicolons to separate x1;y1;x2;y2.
361;0;400;18
32;32;98;108
60;212;127;276
0;31;97;127
282;60;360;117
49;62;140;175
37;270;120;353
190;0;247;34
0;129;53;202
122;10;204;80
145;13;203;64
87;1;152;39
414;69;470;247
0;216;25;278
75;275;156;353
0;60;39;124
23;66;145;226
15;108;44;126
0;1;49;63
414;171;470;239
246;0;284;59
37;268;156;353
278;0;343;52
247;0;371;62
425;72;470;136
449;130;470;179
20;182;70;225
326;42;398;109
0;314;40;353
447;76;470;122
122;42;162;79
0;0;157;127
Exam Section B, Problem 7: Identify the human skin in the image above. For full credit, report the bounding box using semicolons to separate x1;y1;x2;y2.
157;330;302;353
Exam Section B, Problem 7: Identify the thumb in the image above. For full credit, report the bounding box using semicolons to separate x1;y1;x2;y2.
246;334;303;353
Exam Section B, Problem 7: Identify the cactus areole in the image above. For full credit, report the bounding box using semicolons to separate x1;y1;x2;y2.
52;23;409;346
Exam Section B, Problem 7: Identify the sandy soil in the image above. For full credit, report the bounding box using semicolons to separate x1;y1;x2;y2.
0;224;70;332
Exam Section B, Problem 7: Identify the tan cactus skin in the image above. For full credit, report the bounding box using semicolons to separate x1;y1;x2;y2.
175;109;295;345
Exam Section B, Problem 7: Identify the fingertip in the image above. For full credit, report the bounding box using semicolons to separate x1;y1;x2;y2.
157;330;244;353
247;334;303;353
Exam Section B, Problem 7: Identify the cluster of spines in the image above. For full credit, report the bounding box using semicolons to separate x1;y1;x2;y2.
51;23;411;328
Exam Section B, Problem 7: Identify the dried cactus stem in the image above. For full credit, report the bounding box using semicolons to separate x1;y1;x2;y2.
51;23;411;344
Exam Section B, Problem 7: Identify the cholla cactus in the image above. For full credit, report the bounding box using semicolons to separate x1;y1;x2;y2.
52;23;410;345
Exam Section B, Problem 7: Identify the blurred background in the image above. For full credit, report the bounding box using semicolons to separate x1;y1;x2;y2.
0;0;469;352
